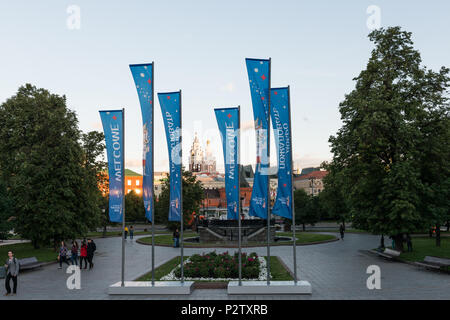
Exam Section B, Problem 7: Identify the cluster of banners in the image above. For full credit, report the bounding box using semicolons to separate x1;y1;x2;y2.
245;59;293;220
100;58;293;224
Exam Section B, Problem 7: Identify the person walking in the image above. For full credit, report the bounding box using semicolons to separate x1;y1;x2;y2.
58;241;70;269
173;228;180;248
339;224;345;240
87;239;96;270
406;234;413;252
124;226;129;240
4;251;19;296
79;240;88;269
129;225;134;240
70;240;79;266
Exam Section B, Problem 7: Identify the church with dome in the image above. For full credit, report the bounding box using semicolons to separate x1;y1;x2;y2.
189;133;216;174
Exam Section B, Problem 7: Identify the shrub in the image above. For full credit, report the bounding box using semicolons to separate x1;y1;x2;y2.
169;251;261;279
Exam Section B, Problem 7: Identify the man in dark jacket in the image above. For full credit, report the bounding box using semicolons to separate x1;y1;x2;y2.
86;239;96;270
4;251;19;296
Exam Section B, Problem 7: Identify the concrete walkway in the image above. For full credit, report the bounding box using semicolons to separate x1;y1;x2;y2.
1;233;449;300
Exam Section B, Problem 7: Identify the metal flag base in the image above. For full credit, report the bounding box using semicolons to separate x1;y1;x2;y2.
227;280;312;295
108;281;194;295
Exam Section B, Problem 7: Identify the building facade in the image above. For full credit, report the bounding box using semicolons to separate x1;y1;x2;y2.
293;170;328;196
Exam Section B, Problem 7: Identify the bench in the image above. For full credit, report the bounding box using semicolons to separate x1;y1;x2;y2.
414;256;450;270
18;257;43;271
373;248;401;260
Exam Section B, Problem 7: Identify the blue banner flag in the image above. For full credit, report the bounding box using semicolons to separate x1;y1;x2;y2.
245;58;270;219
270;88;292;219
99;110;124;223
130;63;154;222
158;91;182;221
215;107;240;220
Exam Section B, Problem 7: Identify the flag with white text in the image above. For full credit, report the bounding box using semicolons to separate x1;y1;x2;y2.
215;107;240;220
158;91;182;221
99;110;124;223
246;58;270;219
130;63;154;222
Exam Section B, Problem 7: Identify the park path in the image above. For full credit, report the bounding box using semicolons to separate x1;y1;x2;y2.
1;233;449;300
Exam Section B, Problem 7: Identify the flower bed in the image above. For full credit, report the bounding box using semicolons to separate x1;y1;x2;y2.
161;251;268;281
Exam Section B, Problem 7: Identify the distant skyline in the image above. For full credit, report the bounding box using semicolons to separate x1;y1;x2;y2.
1;1;449;174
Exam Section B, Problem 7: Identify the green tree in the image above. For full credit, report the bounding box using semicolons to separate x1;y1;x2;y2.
328;27;449;251
0;180;13;240
0;84;104;248
155;168;204;230
320;162;350;225
125;190;145;222
294;189;320;230
80;131;107;232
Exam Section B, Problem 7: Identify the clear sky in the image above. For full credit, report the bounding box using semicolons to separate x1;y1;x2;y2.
1;0;449;173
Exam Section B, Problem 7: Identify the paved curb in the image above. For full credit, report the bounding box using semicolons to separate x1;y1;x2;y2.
136;236;339;248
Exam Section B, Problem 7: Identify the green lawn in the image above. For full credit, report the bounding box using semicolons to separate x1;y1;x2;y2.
278;232;337;244
398;237;450;263
137;232;336;247
84;230;169;238
303;229;368;234
136;255;293;281
0;243;57;263
266;256;293;281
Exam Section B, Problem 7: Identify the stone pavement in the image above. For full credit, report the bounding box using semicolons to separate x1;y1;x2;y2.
1;233;449;300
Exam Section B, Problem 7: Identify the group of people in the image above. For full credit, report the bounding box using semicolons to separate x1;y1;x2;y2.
58;238;96;269
3;238;98;296
124;225;134;240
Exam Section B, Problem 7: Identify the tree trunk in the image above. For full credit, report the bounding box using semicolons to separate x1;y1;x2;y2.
393;234;404;252
380;234;385;248
436;224;441;247
32;239;40;249
302;223;305;231
102;224;107;238
446;221;449;232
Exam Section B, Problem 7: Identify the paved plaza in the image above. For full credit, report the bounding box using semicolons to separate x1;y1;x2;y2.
1;233;449;300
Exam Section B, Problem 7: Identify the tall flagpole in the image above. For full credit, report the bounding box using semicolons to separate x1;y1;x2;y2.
151;62;155;286
121;107;126;287
288;86;298;283
179;89;184;284
266;58;272;285
238;106;242;286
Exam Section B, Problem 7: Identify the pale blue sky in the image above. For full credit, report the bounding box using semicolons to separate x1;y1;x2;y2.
1;1;449;173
